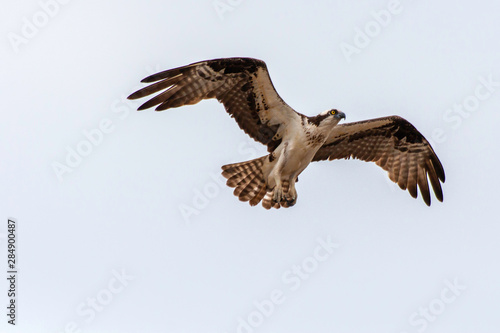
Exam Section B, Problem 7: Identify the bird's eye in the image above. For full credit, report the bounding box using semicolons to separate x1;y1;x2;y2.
330;110;336;115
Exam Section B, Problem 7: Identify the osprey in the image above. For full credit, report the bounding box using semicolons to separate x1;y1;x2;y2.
128;57;445;209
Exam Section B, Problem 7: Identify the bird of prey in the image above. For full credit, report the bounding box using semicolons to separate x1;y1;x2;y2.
128;57;445;209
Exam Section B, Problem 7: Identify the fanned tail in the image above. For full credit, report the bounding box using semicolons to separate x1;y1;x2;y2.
221;156;268;207
222;156;297;209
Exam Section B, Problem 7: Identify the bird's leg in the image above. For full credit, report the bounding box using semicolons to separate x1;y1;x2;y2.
285;180;297;206
272;178;283;203
277;179;297;207
269;142;288;205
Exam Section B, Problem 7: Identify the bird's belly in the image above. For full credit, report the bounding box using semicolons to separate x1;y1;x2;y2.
281;141;319;178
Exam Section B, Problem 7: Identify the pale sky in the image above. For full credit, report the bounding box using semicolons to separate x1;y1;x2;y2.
2;1;500;332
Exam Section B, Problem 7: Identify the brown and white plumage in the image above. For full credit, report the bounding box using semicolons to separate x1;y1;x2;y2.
313;116;445;206
128;57;297;153
128;57;445;208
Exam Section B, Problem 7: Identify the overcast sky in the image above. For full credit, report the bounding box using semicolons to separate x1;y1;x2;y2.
2;1;500;332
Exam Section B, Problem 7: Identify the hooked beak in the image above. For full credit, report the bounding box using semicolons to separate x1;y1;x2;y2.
335;111;346;121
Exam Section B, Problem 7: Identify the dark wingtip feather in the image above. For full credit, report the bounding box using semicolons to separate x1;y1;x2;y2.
425;143;446;183
421;184;431;206
433;156;446;183
420;183;431;206
432;183;444;203
140;77;154;83
137;103;150;111
141;75;162;83
416;168;431;206
140;69;175;83
426;160;444;203
140;64;194;83
127;90;144;100
434;183;444;202
130;77;182;102
408;185;418;199
137;97;164;111
155;103;170;112
431;179;444;203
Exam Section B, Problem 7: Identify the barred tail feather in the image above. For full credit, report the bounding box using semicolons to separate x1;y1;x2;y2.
262;191;280;210
222;156;268;207
249;186;267;206
222;156;296;209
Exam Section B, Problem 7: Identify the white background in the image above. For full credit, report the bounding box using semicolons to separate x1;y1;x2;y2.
2;0;500;332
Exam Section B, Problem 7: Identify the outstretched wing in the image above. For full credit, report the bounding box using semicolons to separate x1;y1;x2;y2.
313;116;445;206
128;57;300;152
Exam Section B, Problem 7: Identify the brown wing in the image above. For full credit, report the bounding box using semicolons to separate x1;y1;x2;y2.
313;116;445;206
127;57;300;152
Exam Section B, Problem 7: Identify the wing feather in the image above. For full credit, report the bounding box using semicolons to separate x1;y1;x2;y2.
426;159;444;202
417;166;431;206
128;75;183;101
137;85;183;110
313;116;445;206
128;57;300;151
397;151;408;190
407;153;418;198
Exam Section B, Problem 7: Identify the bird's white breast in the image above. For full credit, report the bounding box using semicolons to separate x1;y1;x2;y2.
278;120;329;178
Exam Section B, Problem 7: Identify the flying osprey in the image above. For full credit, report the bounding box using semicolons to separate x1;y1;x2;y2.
128;57;445;209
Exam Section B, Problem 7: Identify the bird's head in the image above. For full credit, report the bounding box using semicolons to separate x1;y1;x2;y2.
327;109;346;122
310;109;346;128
